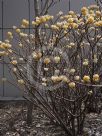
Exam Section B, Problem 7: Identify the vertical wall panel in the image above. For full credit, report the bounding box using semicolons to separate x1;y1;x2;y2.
71;0;95;13
3;0;29;27
4;64;23;97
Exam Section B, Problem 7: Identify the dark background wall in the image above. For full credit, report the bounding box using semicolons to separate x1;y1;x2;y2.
0;0;95;97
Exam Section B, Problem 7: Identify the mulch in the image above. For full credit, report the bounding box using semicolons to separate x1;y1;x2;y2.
0;101;102;136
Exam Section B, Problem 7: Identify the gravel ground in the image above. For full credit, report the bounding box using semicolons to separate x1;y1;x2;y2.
0;101;102;136
84;113;102;136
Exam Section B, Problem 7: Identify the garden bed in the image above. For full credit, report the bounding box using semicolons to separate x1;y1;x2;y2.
0;101;102;136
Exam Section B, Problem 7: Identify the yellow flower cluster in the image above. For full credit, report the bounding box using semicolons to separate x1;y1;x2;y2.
13;68;17;72
18;79;25;85
1;5;101;91
7;32;13;39
32;52;42;60
32;15;53;26
68;82;76;88
83;75;90;83
54;56;61;63
44;58;51;65
80;5;102;26
7;32;12;37
11;60;18;65
93;74;100;82
51;75;69;83
19;32;28;37
83;74;100;83
74;76;80;81
81;7;88;16
0;51;7;56
31;5;101;32
51;25;59;30
87;16;94;24
51;10;78;30
16;28;21;33
51;75;61;82
83;59;89;66
94;21;102;27
96;11;101;17
21;19;29;28
0;42;12;49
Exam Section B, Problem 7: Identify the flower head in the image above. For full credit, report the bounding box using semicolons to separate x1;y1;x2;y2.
68;82;76;88
83;75;90;83
93;74;100;82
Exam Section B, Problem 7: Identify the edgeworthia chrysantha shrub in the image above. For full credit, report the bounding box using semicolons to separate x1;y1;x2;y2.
0;5;102;135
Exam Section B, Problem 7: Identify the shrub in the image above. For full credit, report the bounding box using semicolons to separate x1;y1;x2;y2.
0;4;102;135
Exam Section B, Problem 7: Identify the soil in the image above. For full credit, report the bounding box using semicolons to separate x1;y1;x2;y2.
0;101;102;136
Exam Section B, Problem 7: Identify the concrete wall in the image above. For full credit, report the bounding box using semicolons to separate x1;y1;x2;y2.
0;0;95;97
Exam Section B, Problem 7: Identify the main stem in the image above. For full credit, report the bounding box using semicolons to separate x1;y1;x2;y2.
27;0;40;126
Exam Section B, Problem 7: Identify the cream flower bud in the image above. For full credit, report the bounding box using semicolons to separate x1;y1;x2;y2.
54;56;60;63
64;69;68;72
42;83;47;86
66;45;72;49
3;43;12;49
68;82;76;88
68;18;74;23
42;78;47;82
83;75;90;83
51;76;59;82
93;74;100;82
16;29;21;33
13;26;17;29
57;11;63;16
83;61;89;66
20;33;28;37
70;43;75;47
18;79;25;85
37;52;42;59
0;51;6;56
87;16;94;24
8;49;13;54
32;52;38;59
60;75;69;82
5;39;10;43
11;60;18;65
81;7;88;15
13;68;17;72
51;25;59;30
22;19;29;27
32;21;36;26
69;11;75;15
74;76;80;81
44;58;51;64
19;43;23;47
88;90;93;95
96;11;101;17
7;32;13;38
44;68;49;71
93;58;98;63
